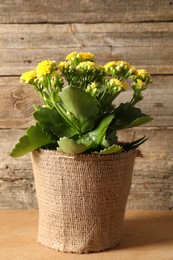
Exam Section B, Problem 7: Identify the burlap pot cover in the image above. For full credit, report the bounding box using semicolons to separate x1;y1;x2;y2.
32;149;137;253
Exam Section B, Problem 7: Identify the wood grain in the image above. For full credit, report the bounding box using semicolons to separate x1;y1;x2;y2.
0;128;173;209
1;23;172;48
118;129;173;210
2;49;173;75
0;77;41;128
0;129;37;209
0;0;173;23
0;23;173;75
0;0;172;210
0;75;172;128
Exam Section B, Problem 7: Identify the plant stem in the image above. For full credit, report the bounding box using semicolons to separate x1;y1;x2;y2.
53;102;81;134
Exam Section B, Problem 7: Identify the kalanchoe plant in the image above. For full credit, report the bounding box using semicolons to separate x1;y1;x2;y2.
10;51;153;157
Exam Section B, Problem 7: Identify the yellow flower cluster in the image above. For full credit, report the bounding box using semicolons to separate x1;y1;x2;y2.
76;61;96;70
116;61;131;69
104;60;137;77
104;61;117;70
20;70;37;84
136;69;151;84
65;52;77;60
86;82;98;97
58;61;69;72
131;79;146;91
76;61;105;75
137;69;147;76
107;78;127;91
78;52;95;61
66;51;95;62
19;53;151;107
20;60;61;87
36;60;57;78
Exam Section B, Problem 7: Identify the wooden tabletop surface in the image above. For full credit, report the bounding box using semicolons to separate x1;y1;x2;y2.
0;210;173;260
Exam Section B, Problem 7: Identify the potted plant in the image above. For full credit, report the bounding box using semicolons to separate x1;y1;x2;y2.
10;51;152;253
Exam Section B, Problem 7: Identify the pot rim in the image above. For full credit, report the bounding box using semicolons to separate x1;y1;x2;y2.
32;148;139;161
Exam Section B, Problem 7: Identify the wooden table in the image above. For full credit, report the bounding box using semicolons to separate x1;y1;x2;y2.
0;210;173;260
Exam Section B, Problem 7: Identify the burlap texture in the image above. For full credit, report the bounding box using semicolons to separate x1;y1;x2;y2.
32;149;137;253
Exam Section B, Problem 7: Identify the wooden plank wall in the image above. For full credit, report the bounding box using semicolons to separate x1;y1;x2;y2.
0;0;173;209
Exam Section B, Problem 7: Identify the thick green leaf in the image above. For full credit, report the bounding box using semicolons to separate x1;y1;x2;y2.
34;107;77;138
85;114;114;144
93;144;123;154
124;116;153;128
34;107;61;124
111;102;153;130
59;86;100;132
58;137;87;154
10;123;54;158
77;114;114;149
51;124;76;138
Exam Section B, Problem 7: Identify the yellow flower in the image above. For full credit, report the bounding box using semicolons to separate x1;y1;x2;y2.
132;79;146;90
58;61;68;72
115;61;132;72
129;65;137;75
108;79;127;90
76;61;96;70
77;52;95;61
136;69;151;84
84;61;95;67
116;61;129;67
104;61;116;70
137;79;146;88
20;70;37;84
90;82;97;89
65;51;77;60
137;69;148;76
109;78;120;86
36;60;57;78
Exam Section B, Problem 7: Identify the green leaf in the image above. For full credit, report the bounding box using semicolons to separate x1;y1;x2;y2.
111;102;153;130
34;107;77;138
93;144;123;154
59;86;100;132
10;123;54;158
51;124;76;138
121;136;148;151
34;107;62;123
86;114;114;144
77;114;114;149
124;116;153;128
58;137;87;154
